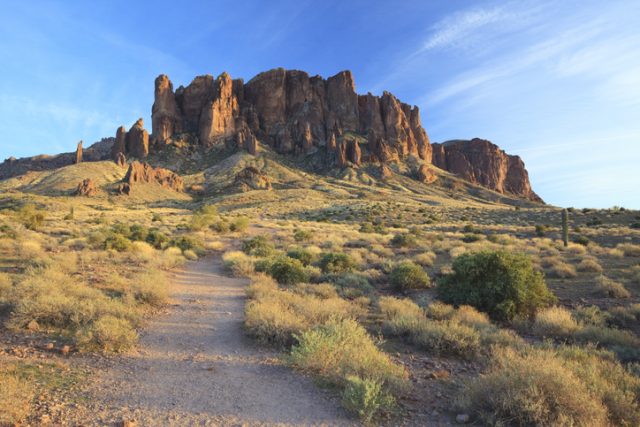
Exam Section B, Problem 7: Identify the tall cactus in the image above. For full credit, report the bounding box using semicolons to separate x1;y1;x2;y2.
561;208;569;247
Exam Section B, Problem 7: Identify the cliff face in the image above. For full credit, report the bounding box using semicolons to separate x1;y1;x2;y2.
150;68;432;165
432;138;541;202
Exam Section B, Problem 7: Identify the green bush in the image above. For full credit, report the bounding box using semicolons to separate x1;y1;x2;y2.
331;273;374;298
242;235;275;257
103;233;131;252
293;229;313;242
319;252;355;274
129;224;149;242
230;216;249;232
390;233;417;248
170;236;202;253
390;261;430;290
287;247;315;266
146;229;169;249
535;224;547;237
573;235;590;246
268;257;308;285
437;251;556;321
342;376;395;424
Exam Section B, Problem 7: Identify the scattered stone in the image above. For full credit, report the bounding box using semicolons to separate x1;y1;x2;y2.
45;342;55;350
233;166;272;191
417;164;437;184
117;161;184;195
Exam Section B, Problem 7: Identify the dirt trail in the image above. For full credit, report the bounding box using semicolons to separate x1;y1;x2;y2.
76;256;356;426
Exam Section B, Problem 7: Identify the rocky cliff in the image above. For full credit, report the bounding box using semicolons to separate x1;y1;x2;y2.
432;138;541;202
149;68;432;165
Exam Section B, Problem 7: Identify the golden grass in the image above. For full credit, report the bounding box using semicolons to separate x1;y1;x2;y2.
0;369;33;425
531;306;581;338
595;275;631;298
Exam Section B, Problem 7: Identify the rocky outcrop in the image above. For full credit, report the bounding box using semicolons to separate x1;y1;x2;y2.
75;178;97;196
117;161;184;195
75;141;83;164
432;139;541;202
233;166;272;191
150;68;433;164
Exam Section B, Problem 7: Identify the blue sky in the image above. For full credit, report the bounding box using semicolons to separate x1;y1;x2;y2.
0;0;639;208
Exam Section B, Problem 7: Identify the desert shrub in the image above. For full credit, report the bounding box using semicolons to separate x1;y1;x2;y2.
286;247;315;266
244;282;360;346
342;375;395;424
170;235;202;253
242;235;275;257
268;256;308;285
230;216;249;232
378;296;423;322
331;273;373;298
222;251;254;277
130;271;169;307
390;261;430;290
451;305;491;329
128;224;149;242
595;275;631;298
618;243;640;257
574;305;611;327
531;306;581;338
183;249;198;260
129;241;156;263
290;318;408;392
151;212;162;222
550;260;578;278
158;247;186;269
577;258;603;273
412;251;436;267
16;204;45;230
390;233;417;248
424;302;454;320
573;235;590;246
459;347;609;426
608;304;640;329
462;233;483;243
189;205;218;231
103;233;131;252
437;250;555;321
411;319;480;357
576;326;640;359
146;229;169;249
293;229;313;242
535;224;547;237
209;218;230;233
77;315;137;352
0;369;32;425
319;252;355;274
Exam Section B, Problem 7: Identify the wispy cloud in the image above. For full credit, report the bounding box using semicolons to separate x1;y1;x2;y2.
418;7;508;53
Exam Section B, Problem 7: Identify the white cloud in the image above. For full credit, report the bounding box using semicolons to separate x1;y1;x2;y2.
419;6;507;52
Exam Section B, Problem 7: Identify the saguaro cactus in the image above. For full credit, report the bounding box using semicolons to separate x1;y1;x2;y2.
561;208;569;247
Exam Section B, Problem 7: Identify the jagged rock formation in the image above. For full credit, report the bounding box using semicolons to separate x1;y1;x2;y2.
75;141;83;164
75;178;97;196
0;68;542;203
151;69;432;164
117;161;184;195
432;139;541;202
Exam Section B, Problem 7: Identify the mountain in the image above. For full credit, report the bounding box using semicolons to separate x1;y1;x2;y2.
0;68;541;203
